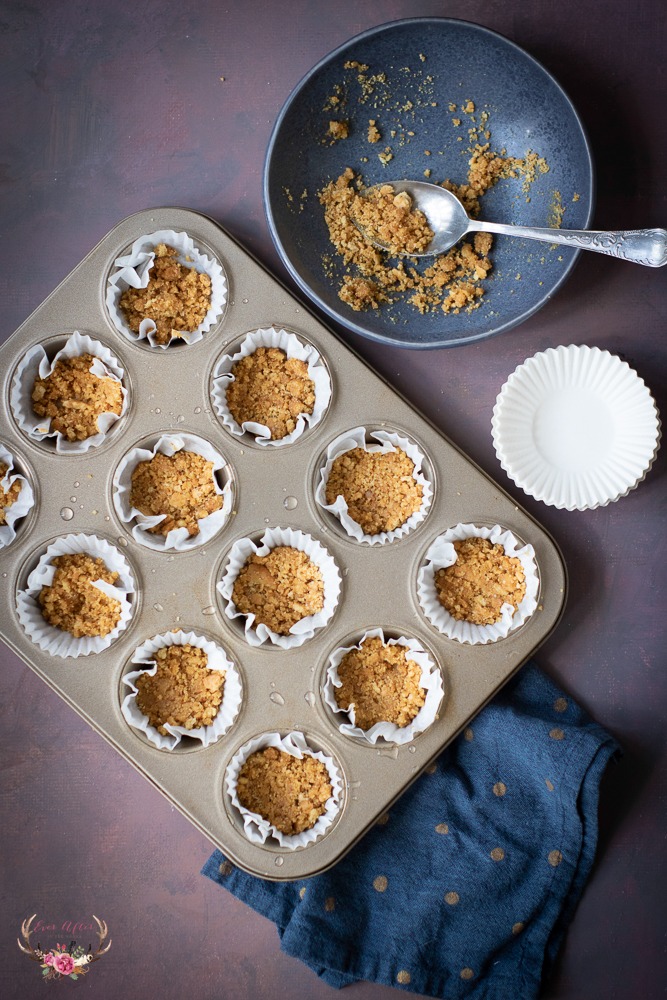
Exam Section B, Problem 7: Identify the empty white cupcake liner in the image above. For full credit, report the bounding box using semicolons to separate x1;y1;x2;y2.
112;433;233;551
322;627;444;745
491;344;661;511
315;427;433;545
417;523;539;645
217;526;341;649
211;326;332;446
0;444;34;549
226;730;344;849
106;229;228;348
16;533;135;658
121;629;242;751
9;331;128;453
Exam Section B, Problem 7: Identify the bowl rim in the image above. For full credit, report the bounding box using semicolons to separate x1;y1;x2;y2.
263;15;596;350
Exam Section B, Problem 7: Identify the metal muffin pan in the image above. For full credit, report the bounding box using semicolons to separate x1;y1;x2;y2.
0;207;566;880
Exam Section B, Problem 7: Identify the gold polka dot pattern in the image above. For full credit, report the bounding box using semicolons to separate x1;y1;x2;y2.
548;849;563;867
373;875;388;892
396;970;411;985
325;897;336;912
435;822;449;835
444;891;459;905
549;727;565;740
493;781;507;797
490;847;505;861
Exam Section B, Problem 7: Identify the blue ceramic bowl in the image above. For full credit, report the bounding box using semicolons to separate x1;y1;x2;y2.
264;18;594;349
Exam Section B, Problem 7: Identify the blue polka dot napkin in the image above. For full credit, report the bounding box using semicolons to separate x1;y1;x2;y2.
202;662;619;999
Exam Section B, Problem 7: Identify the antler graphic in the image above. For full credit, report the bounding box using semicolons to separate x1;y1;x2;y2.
87;915;112;963
16;914;43;963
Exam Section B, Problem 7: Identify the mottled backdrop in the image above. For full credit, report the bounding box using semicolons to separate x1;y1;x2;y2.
0;1;665;998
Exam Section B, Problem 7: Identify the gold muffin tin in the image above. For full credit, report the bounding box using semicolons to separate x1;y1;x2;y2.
0;208;566;880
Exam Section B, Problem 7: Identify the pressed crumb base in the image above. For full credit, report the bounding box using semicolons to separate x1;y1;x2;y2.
38;552;122;638
237;746;333;835
129;450;223;537
325;445;423;535
435;536;526;626
31;354;123;442
226;347;315;440
134;643;225;736
119;243;212;345
232;545;324;635
334;635;426;730
0;463;21;524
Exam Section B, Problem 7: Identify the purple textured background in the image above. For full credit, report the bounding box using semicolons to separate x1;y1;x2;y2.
1;1;665;998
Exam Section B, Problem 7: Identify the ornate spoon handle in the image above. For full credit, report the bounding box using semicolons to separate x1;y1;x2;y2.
469;221;667;267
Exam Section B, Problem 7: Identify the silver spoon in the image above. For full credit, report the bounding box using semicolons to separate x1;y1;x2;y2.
356;180;667;266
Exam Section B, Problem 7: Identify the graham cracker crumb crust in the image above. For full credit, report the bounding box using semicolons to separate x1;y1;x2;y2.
0;463;21;524
435;536;526;626
237;746;332;835
135;643;224;735
130;450;223;537
31;354;123;441
119;243;212;346
350;184;434;257
226;346;315;440
325;445;423;534
38;552;122;638
335;635;426;730
232;545;324;635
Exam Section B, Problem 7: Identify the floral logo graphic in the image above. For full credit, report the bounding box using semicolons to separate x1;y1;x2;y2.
18;914;111;982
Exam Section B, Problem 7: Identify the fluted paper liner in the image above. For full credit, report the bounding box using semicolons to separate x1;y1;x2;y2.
106;229;228;348
112;433;233;551
226;730;343;849
211;327;332;446
121;630;242;751
322;627;444;745
491;344;661;511
315;427;433;544
9;332;128;453
217;526;341;648
16;533;135;658
417;523;539;645
0;444;34;549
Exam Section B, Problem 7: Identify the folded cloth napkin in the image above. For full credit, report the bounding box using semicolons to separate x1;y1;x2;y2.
202;662;619;999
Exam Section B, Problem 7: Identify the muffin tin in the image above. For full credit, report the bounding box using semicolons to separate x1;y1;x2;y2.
0;207;567;880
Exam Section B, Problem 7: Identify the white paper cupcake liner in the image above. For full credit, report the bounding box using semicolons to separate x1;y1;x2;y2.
417;523;539;645
0;444;34;549
217;526;341;648
106;229;228;349
211;327;332;446
9;331;128;453
121;629;242;751
16;533;135;658
315;427;433;544
491;344;661;511
226;730;344;849
322;627;444;745
112;433;233;551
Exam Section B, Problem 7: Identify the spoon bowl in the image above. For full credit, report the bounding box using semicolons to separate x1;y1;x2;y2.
355;180;667;267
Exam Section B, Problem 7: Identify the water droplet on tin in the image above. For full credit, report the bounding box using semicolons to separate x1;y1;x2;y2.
269;692;285;706
167;555;174;562
242;297;249;304
73;481;80;488
60;507;74;520
201;605;216;616
1;572;7;578
117;536;128;547
283;496;298;510
79;504;84;509
176;414;185;423
151;568;156;574
91;509;98;516
304;691;316;707
264;517;270;523
155;407;161;414
104;516;110;521
194;406;202;414
348;780;361;789
274;856;284;867
70;496;77;502
408;745;416;754
153;603;164;612
377;746;399;759
175;615;181;622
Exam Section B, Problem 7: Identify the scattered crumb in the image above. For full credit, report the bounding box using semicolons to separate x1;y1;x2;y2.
38;552;121;638
367;119;381;143
31;354;123;441
334;635;425;729
0;463;21;524
119;244;211;346
135;643;224;734
226;346;315;440
325;444;422;534
435;536;526;625
130;450;223;537
232;545;324;635
328;120;349;141
237;746;332;835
